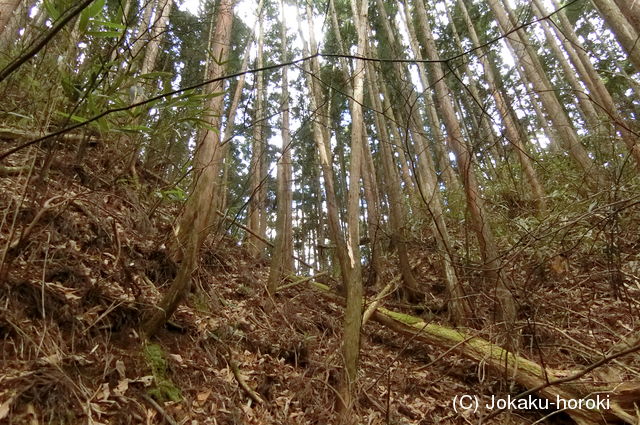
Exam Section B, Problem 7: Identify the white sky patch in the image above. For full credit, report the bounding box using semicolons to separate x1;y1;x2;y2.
395;3;423;93
180;0;200;15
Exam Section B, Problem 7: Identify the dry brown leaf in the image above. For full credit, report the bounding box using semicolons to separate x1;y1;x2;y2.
114;379;128;397
36;354;61;366
169;353;184;363
197;390;211;403
115;360;126;378
0;393;16;420
97;383;110;401
26;403;38;425
146;408;157;425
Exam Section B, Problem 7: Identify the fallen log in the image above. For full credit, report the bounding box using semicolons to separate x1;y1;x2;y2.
309;282;640;425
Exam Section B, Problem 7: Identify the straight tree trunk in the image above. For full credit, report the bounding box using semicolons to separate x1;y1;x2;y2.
360;129;383;288
442;0;504;179
339;0;368;414
0;0;21;35
366;62;422;301
456;0;546;212
591;0;640;72
126;0;173;183
328;0;381;288
374;0;460;195
130;0;157;64
487;0;606;188
613;0;640;34
268;0;294;294
139;0;171;77
247;17;267;257
143;0;236;336
379;86;416;200
531;2;603;133
298;3;362;372
212;0;264;215
374;23;470;323
542;0;640;169
409;0;517;343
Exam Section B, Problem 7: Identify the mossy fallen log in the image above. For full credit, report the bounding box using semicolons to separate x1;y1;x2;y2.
310;282;640;425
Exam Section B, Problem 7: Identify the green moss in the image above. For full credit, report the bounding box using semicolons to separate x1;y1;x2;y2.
191;292;211;313
311;281;331;292
143;343;182;403
382;309;424;325
236;284;254;297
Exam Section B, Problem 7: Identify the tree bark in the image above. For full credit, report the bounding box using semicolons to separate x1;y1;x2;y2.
143;0;236;337
374;0;460;195
366;62;424;302
212;0;264;215
126;0;172;178
531;2;603;133
296;7;363;403
130;0;157;65
0;0;21;35
338;0;368;414
247;17;268;257
487;0;606;188
542;0;640;169
268;0;294;294
613;0;640;34
408;0;517;342
360;129;383;288
378;87;416;201
591;0;640;73
456;0;546;213
442;1;505;180
140;0;171;77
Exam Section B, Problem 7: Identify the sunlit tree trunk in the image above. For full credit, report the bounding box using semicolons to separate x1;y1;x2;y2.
247;17;267;257
613;0;640;33
487;0;606;188
374;0;460;195
213;0;263;214
530;2;603;133
366;62;421;299
378;87;416;199
591;0;640;72
130;0;157;64
296;2;347;277
372;10;469;323
338;0;367;414
409;0;516;342
298;2;364;411
542;0;640;169
328;0;380;288
360;129;383;288
268;0;294;294
143;0;236;337
0;0;21;35
122;0;172;181
441;0;504;178
139;0;171;77
456;0;546;212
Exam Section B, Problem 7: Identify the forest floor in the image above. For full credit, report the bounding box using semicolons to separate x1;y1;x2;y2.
1;140;639;424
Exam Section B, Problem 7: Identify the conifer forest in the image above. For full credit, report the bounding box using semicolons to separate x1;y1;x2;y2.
2;0;640;423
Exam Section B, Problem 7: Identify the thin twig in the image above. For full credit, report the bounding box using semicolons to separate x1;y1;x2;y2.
140;393;179;425
224;345;264;405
